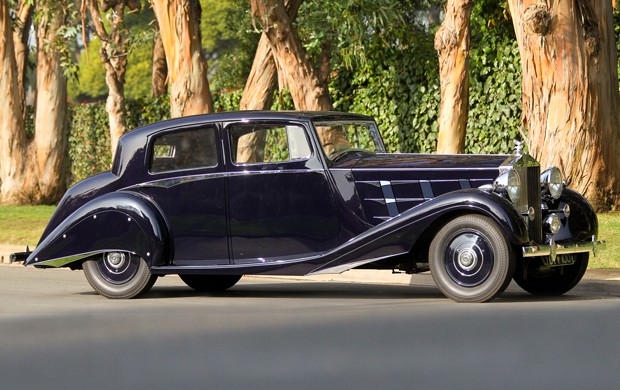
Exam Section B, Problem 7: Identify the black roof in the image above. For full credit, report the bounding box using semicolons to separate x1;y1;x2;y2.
120;110;374;143
112;111;375;176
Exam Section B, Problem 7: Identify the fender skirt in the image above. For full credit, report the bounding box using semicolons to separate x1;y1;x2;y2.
24;192;167;268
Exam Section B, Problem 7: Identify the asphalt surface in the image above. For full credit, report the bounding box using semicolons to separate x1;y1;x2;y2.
1;264;620;389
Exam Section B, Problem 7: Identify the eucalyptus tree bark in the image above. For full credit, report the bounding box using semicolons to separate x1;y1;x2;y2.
151;0;213;117
237;0;301;163
34;3;68;202
250;0;331;111
0;1;28;204
83;0;139;156
250;0;347;155
13;0;33;117
151;23;168;97
434;0;472;154
508;1;620;209
0;1;67;204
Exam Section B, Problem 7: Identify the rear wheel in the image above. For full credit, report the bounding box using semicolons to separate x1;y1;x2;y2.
429;215;515;303
180;274;242;292
83;252;157;299
513;253;588;295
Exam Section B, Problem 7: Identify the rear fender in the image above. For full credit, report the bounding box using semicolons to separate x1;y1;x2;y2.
25;192;167;268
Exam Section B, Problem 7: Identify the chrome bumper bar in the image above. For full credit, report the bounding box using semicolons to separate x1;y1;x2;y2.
522;236;606;261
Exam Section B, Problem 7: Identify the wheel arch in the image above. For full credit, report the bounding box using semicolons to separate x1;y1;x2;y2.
403;190;530;265
25;192;169;269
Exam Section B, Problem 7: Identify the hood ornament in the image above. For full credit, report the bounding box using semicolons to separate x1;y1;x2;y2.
513;140;523;156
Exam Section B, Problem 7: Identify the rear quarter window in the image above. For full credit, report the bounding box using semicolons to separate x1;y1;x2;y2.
150;127;218;173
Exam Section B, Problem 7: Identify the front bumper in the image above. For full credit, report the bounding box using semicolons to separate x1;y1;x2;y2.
522;235;606;262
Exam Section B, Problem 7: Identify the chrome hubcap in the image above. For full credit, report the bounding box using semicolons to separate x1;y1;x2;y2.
105;252;126;270
445;232;494;287
97;251;140;285
457;248;477;270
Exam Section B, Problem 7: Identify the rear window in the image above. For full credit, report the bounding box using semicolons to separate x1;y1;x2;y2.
150;127;218;173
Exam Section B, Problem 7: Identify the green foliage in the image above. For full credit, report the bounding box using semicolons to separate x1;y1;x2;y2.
467;0;523;153
330;0;523;155
208;1;259;90
67;96;170;184
212;88;243;112
69;6;156;101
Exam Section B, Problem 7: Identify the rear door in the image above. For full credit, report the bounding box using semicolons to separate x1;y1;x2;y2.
141;124;229;265
225;121;340;264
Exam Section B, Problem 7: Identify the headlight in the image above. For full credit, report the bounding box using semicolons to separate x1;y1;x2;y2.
493;169;521;203
541;167;563;199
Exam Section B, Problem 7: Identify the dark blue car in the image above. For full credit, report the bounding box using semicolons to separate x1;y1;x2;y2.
17;111;605;302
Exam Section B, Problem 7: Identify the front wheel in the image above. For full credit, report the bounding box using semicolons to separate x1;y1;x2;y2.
83;252;157;299
513;253;588;295
429;215;515;303
179;274;242;292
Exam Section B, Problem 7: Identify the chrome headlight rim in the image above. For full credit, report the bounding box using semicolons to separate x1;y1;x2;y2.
541;166;563;199
493;169;521;203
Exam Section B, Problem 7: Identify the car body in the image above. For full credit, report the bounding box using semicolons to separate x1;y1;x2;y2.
17;111;605;302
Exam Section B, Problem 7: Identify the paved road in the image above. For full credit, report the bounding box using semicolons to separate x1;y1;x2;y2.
1;265;619;389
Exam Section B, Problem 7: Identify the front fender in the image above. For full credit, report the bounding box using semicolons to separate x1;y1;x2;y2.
25;192;167;268
411;189;529;246
546;187;598;243
310;189;528;274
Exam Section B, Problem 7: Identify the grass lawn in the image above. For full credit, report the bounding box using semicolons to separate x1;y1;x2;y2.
1;206;618;268
593;213;620;268
0;206;55;246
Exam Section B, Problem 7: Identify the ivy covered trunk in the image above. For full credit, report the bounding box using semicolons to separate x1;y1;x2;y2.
508;1;620;209
0;1;67;204
434;0;472;154
250;0;347;155
152;0;213;117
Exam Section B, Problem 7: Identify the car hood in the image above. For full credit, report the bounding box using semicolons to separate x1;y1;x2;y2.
349;153;510;224
352;153;510;170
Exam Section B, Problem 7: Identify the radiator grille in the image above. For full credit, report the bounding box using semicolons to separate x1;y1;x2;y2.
527;165;543;243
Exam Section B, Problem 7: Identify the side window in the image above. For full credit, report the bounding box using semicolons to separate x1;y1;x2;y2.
230;124;311;164
150;127;218;173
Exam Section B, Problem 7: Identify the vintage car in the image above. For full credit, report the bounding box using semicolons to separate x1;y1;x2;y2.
14;111;605;302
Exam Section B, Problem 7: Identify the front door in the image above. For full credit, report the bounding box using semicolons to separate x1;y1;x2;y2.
225;121;340;264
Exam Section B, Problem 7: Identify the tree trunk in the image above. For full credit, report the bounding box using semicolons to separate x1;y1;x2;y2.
34;2;68;202
237;0;301;163
13;0;33;116
0;1;29;204
152;23;168;97
1;1;67;205
151;0;213;117
508;1;620;209
434;0;473;154
84;0;132;156
250;0;347;155
250;0;332;111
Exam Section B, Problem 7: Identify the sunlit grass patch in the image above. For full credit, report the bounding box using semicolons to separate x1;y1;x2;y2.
593;212;620;269
0;206;55;246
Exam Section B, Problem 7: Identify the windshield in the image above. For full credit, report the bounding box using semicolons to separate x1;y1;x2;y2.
313;120;386;160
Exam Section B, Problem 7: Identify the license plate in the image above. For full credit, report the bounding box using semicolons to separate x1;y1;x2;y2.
544;254;576;267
